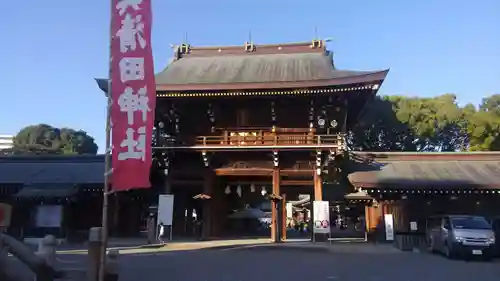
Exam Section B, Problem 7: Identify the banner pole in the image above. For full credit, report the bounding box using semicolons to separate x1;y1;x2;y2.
99;0;114;276
98;81;112;281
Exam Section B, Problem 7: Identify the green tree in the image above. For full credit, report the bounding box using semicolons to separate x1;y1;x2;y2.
350;94;470;152
3;124;98;155
348;96;417;151
391;94;468;151
466;94;500;151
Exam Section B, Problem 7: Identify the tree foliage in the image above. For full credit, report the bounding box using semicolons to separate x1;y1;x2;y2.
2;124;98;155
349;94;500;152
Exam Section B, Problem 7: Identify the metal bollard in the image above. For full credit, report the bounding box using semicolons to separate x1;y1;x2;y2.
87;227;102;281
105;249;120;281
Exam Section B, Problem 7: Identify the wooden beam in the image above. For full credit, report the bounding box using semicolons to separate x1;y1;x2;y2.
271;168;280;242
281;193;287;241
280;169;315;176
214;168;314;177
215;168;273;176
201;170;214;240
282;180;313;186
313;171;323;201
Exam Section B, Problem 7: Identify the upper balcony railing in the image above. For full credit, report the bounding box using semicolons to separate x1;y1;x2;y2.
196;134;344;147
155;129;345;151
155;127;346;150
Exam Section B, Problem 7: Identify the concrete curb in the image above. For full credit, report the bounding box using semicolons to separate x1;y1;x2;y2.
204;243;330;253
138;244;165;249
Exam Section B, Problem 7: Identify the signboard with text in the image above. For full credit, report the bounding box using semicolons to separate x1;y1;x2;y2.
158;195;174;226
110;0;156;190
384;214;395;241
313;201;331;234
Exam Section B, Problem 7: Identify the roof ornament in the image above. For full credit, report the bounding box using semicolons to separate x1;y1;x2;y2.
177;31;191;56
311;26;322;48
310;39;323;49
244;30;255;52
244;41;255;52
179;43;190;55
311;26;328;49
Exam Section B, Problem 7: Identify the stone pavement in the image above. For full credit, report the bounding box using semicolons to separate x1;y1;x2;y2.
8;240;500;281
118;243;500;281
222;240;401;254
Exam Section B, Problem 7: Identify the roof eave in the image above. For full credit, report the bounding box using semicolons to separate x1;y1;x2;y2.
156;69;389;92
351;151;500;162
95;78;109;94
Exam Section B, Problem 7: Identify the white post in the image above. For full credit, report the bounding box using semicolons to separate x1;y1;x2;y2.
87;227;102;281
35;235;57;269
105;250;120;281
34;235;57;281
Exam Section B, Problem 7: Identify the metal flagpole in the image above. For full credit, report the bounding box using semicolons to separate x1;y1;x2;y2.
99;0;114;278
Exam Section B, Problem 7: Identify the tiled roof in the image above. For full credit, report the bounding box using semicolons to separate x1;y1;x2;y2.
0;155;105;184
348;155;500;189
95;41;389;92
155;52;384;86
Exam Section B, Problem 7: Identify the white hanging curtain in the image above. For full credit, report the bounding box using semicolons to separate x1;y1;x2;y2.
236;185;242;198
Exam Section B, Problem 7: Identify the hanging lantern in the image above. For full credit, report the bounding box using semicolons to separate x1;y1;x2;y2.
225;185;231;194
250;184;256;193
261;186;267;196
236;185;242;198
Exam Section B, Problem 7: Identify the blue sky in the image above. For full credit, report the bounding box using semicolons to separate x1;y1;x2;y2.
2;0;499;152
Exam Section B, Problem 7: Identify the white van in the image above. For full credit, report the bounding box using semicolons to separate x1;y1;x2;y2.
426;215;495;260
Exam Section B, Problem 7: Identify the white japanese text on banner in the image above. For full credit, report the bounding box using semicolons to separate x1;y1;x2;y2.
110;0;156;190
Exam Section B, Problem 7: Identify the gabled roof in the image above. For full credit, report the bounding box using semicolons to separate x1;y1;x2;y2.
155;51;388;91
0;155;105;184
348;152;500;189
96;41;388;92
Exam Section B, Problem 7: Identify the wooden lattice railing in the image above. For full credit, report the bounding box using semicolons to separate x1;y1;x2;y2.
195;133;345;147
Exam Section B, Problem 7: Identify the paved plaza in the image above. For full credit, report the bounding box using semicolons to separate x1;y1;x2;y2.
8;242;500;281
118;246;500;281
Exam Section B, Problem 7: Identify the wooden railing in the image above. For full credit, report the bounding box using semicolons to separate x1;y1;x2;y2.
195;133;345;147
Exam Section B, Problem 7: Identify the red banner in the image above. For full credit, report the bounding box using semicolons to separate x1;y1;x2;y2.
110;0;156;191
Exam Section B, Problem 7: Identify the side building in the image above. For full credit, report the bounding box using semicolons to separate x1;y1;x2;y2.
0;135;14;150
348;152;500;241
0;155;148;243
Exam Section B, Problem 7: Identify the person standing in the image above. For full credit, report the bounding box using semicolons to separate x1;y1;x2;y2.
158;222;165;244
147;214;156;244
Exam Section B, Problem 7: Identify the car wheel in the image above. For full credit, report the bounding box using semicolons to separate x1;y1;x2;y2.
482;254;493;262
444;243;455;259
427;237;435;253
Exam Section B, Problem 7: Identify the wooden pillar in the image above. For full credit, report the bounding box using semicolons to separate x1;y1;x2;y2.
313;170;323;201
211;180;222;238
281;193;287;241
271;168;280;241
201;170;214;240
163;173;174;239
